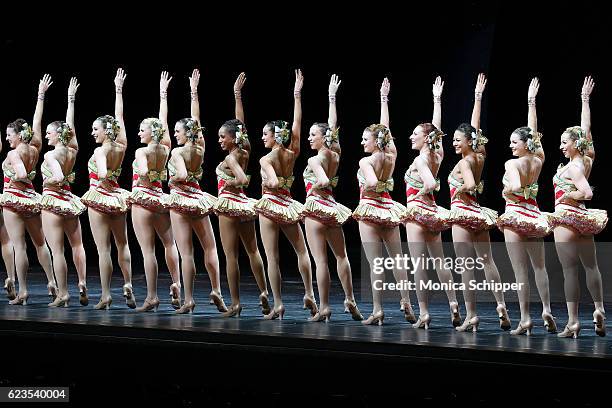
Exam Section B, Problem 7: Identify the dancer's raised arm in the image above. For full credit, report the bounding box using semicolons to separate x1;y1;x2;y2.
580;76;595;160
380;77;396;156
31;74;53;152
66;77;80;150
527;77;544;161
114;68;127;146
288;69;303;155
159;71;172;149
432;76;444;157
189;69;205;148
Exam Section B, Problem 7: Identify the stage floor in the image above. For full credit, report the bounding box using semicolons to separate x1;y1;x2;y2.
1;270;611;405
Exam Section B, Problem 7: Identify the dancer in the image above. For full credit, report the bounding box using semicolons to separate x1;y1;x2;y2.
254;69;317;320
353;77;414;326
1;74;55;305
448;73;510;332
165;68;226;314
551;76;607;338
303;74;362;322
403;76;460;329
213;72;270;317
41;77;88;307
81;68;135;310
498;78;555;335
0;131;16;301
129;72;181;312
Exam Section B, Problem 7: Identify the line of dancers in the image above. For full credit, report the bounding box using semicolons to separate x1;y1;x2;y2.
0;69;607;338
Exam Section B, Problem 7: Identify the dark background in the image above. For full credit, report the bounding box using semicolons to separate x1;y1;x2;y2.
1;1;610;279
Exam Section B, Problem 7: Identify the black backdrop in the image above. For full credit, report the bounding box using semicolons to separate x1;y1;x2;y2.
1;1;610;278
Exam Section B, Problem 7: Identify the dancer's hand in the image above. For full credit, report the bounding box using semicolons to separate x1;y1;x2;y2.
475;73;487;94
528;77;539;99
294;69;304;95
234;72;246;94
432;76;444;98
160;71;173;93
68;77;80;97
39;74;53;94
582;76;595;98
329;74;341;96
380;77;390;97
189;68;200;92
115;68;126;90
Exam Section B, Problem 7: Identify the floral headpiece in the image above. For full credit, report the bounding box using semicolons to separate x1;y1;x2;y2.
103;116;121;141
375;126;392;150
20;122;34;143
470;129;488;151
274;121;290;144
427;129;445;150
565;126;592;155
184;119;202;141
526;129;543;153
56;122;73;145
148;119;165;142
235;124;248;148
324;127;340;148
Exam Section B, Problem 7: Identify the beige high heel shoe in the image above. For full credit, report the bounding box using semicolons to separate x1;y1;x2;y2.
47;281;58;301
413;313;431;330
557;322;580;339
309;307;331;323
8;293;29;306
210;291;228;312
400;298;417;324
510;320;533;336
343;299;364;321
169;283;181;310
48;294;70;308
222;304;243;318
303;295;318;317
496;304;511;331
175;300;195;314
263;305;285;320
456;316;480;332
450;302;462;327
593;310;606;337
542;312;558;333
94;296;112;310
4;278;16;300
362;311;385;326
78;282;89;306
259;292;271;315
123;284;136;309
135;297;160;312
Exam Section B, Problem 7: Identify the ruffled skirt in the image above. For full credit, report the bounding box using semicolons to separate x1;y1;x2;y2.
303;193;352;227
448;197;497;231
254;191;304;224
82;187;130;215
40;187;86;216
128;186;168;213
164;186;217;217
497;201;550;238
549;203;608;235
352;195;406;227
403;198;450;232
0;184;41;217
214;189;257;221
